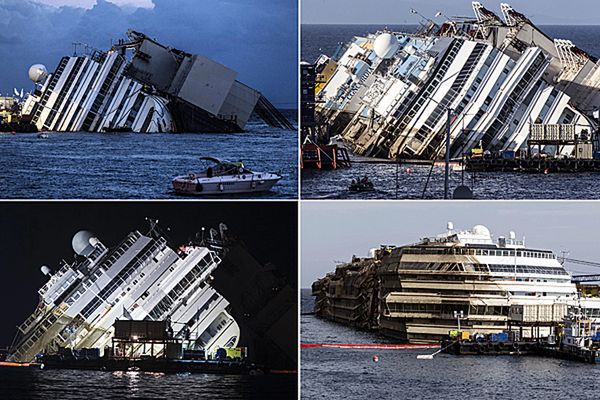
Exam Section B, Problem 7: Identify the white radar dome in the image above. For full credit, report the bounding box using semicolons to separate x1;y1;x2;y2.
72;230;98;257
28;64;48;83
373;33;399;59
472;225;491;237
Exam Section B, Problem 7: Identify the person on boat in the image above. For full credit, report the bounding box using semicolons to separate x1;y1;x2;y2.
351;179;356;185
207;167;213;178
235;160;245;174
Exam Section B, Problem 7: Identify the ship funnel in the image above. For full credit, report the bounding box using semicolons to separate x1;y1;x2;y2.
40;265;52;276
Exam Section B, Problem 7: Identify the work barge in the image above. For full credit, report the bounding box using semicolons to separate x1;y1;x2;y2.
440;306;600;364
33;320;258;374
312;223;600;363
303;2;600;164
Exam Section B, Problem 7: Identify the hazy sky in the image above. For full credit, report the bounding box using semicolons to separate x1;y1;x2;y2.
36;0;154;8
301;202;600;288
302;0;600;25
0;0;297;108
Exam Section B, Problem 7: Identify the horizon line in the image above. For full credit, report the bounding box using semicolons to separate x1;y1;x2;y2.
301;22;600;26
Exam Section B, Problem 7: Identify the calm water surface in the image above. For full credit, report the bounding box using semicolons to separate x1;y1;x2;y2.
0;369;296;399
301;25;600;200
302;155;600;199
0;119;297;199
301;289;600;400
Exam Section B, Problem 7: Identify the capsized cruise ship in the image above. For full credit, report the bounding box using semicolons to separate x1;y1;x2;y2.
312;223;600;343
21;30;293;133
311;2;600;159
8;221;240;363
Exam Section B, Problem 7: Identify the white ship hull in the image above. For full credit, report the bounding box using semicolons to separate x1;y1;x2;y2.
311;3;600;160
314;223;600;344
172;174;280;195
9;227;240;363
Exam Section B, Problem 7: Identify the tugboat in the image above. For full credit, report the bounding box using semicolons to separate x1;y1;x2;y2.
172;157;281;196
349;176;374;192
556;309;600;363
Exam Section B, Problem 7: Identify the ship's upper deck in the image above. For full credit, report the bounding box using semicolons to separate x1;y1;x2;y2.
400;223;561;263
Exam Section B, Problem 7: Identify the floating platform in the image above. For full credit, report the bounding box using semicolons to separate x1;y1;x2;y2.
442;339;600;364
442;339;538;356
301;143;351;169
39;354;263;375
465;157;600;173
301;343;439;350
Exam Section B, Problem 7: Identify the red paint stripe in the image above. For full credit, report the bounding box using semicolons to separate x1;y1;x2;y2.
301;343;440;350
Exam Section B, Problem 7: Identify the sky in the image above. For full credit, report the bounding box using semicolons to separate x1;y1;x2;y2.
301;201;600;288
302;0;600;25
0;201;297;346
36;0;153;8
0;0;297;108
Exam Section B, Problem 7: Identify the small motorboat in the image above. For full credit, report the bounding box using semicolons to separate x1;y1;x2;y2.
349;177;374;192
37;132;49;139
172;157;281;196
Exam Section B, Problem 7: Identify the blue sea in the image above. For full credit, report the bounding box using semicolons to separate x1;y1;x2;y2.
301;289;600;400
302;24;600;62
0;117;297;199
301;25;600;200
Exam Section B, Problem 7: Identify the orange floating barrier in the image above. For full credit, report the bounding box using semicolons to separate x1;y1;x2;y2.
0;361;31;368
300;343;440;350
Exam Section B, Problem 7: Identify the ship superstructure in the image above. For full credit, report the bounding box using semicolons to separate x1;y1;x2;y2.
9;223;240;363
21;30;293;133
311;2;600;159
313;223;600;343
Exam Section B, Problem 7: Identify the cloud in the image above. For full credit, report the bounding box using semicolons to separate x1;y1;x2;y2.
0;0;297;108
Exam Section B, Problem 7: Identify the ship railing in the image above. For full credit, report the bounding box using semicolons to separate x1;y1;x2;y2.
17;308;48;335
39;243;111;298
89;238;167;310
13;307;64;360
530;124;577;141
402;247;555;259
38;260;75;297
96;231;143;273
